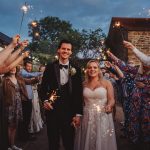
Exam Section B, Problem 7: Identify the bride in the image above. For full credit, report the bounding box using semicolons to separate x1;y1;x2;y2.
74;60;117;150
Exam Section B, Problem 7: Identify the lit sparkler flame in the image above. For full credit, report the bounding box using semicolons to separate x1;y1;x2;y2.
21;2;30;14
48;90;59;103
114;21;121;28
19;2;30;34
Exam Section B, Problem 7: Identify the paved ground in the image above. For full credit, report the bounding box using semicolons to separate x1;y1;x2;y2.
17;105;148;150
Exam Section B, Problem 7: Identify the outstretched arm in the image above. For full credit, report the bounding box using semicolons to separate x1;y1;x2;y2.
0;35;20;65
113;65;124;78
106;50;138;74
3;40;29;67
123;40;150;66
104;61;124;78
0;51;29;74
20;69;43;78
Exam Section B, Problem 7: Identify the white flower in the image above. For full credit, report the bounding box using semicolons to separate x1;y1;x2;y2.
69;66;76;76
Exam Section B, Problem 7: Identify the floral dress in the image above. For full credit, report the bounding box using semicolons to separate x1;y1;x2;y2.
113;59;150;143
7;82;23;127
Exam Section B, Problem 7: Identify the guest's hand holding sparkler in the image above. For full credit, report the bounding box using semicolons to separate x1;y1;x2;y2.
11;34;20;47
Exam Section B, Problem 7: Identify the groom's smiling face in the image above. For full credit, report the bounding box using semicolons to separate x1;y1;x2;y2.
57;43;72;60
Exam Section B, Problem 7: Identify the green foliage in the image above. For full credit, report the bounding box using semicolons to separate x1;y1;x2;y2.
28;16;106;64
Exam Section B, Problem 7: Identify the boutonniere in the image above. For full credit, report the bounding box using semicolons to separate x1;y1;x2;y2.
69;66;76;76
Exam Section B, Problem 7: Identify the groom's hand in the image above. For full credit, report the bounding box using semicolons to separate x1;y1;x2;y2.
43;101;53;110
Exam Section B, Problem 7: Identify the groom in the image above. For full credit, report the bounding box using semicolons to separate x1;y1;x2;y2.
40;39;83;150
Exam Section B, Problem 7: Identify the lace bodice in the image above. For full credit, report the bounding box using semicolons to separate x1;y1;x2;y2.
83;87;107;111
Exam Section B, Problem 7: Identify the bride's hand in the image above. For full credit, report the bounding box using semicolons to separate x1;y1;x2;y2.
105;105;112;113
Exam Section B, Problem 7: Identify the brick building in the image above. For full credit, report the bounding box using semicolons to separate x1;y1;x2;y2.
106;17;150;64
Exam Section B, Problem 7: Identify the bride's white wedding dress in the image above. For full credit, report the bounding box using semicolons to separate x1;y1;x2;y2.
74;87;117;150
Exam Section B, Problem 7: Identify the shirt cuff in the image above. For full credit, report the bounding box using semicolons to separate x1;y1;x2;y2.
44;100;49;103
76;114;82;117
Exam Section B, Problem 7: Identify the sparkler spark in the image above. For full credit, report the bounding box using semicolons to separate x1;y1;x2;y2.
48;90;59;103
21;2;31;14
19;2;31;34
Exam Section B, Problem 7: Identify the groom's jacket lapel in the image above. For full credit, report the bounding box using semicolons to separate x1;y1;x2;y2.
68;63;73;95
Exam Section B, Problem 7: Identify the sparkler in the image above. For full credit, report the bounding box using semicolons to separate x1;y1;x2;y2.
114;21;124;41
19;2;30;34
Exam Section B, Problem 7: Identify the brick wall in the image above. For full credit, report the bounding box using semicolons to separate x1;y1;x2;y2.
128;31;150;65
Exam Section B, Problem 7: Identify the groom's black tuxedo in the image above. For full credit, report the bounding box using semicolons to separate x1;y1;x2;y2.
40;60;83;150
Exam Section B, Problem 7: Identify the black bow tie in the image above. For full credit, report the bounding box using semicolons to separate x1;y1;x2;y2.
59;64;68;69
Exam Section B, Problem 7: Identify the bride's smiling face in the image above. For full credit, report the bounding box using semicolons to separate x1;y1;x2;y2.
87;62;100;78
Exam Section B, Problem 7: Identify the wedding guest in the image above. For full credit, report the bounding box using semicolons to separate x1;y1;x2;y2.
20;61;42;140
107;50;150;150
2;67;39;150
74;60;117;150
0;35;29;150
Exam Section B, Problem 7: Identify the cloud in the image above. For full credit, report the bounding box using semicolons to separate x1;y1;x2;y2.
0;0;150;39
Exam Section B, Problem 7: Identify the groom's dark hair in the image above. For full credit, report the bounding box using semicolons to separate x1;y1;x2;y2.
58;39;73;49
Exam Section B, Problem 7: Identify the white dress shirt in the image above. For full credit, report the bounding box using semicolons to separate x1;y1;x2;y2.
59;60;69;85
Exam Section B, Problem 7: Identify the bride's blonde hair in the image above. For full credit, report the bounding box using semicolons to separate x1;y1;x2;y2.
85;60;103;83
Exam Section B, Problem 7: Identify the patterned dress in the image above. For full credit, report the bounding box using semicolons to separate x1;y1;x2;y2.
7;82;23;127
114;59;150;143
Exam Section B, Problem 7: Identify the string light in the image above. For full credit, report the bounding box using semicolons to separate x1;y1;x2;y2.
114;21;124;41
31;21;37;27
